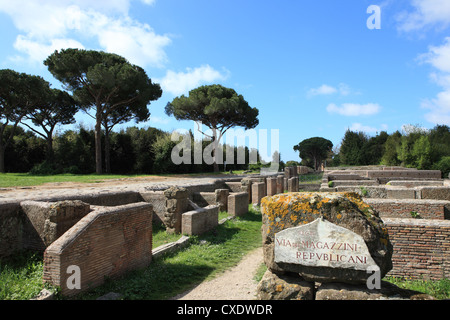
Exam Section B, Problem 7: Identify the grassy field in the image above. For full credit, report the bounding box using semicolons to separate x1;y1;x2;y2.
0;171;254;188
0;173;153;188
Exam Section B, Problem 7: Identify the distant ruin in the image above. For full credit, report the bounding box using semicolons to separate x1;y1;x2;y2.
1;165;448;297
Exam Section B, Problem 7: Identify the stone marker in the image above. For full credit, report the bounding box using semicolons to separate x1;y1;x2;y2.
261;192;393;284
274;218;379;283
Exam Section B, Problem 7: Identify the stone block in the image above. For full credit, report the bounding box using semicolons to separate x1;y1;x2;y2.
276;175;284;194
256;269;314;300
215;189;229;212
266;177;277;196
287;177;299;192
227;192;249;217
261;192;393;284
181;205;219;235
163;186;189;234
252;182;266;205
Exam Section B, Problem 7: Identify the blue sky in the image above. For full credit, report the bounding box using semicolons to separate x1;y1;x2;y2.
1;0;450;163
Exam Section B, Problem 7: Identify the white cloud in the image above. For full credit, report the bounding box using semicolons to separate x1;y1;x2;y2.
420;37;450;125
307;83;355;98
157;65;230;96
350;123;388;134
326;103;381;116
308;84;337;96
0;0;171;68
149;116;171;125
140;0;156;5
397;0;450;32
13;35;85;64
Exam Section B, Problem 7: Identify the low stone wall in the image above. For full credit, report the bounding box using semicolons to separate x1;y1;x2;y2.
20;200;91;252
384;218;450;280
181;205;219;235
388;180;444;187
419;187;450;201
227;192;249;217
365;199;450;220
335;186;387;198
43;202;153;297
332;180;378;187
367;170;442;183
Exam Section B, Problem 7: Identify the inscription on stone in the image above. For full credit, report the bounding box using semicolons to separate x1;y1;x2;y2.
274;218;379;272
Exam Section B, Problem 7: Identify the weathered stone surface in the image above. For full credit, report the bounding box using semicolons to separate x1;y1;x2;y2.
315;281;435;300
256;270;314;300
30;288;55;300
163;187;189;233
261;192;393;284
274;218;380;283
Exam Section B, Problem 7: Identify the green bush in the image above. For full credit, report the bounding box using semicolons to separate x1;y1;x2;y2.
29;160;60;175
433;156;450;178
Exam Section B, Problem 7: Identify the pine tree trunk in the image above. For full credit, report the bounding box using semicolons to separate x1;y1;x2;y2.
95;114;103;174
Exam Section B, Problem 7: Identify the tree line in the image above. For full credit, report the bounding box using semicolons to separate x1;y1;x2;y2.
1;49;259;174
3;124;263;175
293;125;450;178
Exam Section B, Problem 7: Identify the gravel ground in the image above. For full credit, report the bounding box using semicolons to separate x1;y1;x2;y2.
171;247;263;300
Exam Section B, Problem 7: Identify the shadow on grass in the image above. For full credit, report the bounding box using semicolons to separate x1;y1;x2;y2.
75;208;262;300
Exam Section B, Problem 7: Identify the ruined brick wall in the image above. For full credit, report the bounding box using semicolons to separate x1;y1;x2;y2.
43;202;153;296
384;218;450;280
366;199;450;220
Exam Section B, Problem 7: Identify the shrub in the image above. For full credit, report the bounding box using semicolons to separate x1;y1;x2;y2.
433;156;450;178
29;161;60;175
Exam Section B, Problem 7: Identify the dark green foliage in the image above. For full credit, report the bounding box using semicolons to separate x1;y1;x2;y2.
433;156;450;178
0;69;50;172
44;48;162;174
293;137;333;170
336;125;450;175
166;84;259;172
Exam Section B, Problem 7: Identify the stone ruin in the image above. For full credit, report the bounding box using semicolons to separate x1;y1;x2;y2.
2;174;283;297
257;192;435;300
1;164;449;299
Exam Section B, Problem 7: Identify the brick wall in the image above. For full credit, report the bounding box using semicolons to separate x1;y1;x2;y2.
384;218;450;280
366;199;450;220
43;202;153;297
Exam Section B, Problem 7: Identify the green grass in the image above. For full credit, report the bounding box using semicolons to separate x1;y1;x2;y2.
0;171;250;188
0;251;48;300
384;276;450;300
299;173;323;184
78;206;263;300
0;173;153;188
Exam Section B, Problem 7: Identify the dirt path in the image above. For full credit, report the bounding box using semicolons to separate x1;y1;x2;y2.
171;247;263;300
